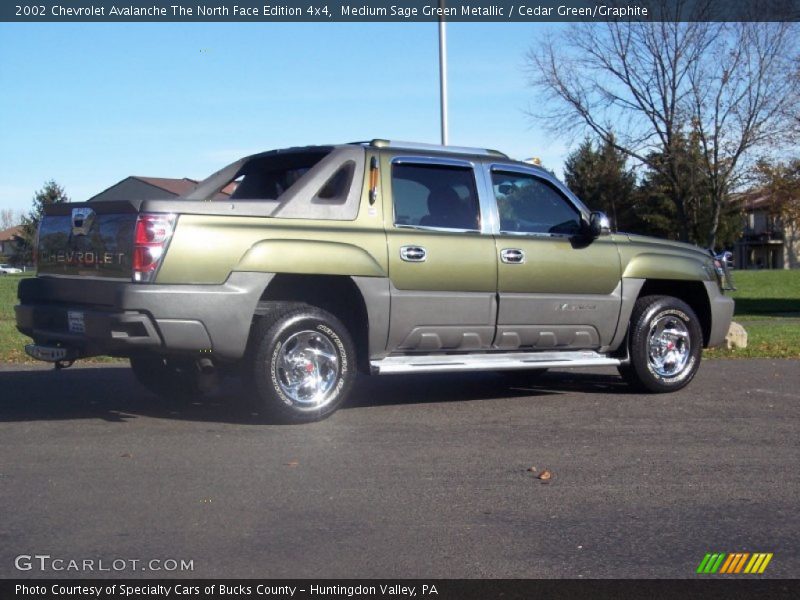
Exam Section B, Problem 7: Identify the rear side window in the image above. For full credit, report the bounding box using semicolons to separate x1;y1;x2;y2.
392;163;480;231
314;161;355;203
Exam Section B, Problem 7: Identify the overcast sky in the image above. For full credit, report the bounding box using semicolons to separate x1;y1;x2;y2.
0;21;573;213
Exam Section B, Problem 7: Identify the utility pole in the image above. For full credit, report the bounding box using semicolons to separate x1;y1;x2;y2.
438;1;448;145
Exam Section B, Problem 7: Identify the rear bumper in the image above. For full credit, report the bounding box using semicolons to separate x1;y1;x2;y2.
15;272;273;360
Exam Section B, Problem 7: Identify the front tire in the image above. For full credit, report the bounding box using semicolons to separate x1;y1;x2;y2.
619;295;703;393
246;303;355;423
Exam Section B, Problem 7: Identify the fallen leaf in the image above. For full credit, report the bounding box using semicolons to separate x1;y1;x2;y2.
538;469;552;482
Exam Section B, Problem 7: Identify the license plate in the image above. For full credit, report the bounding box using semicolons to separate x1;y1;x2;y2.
67;311;86;334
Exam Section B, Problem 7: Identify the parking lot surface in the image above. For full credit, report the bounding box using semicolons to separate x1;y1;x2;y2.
1;359;798;578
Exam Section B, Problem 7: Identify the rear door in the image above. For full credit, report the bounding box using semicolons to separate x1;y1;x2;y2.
383;155;497;352
485;164;622;350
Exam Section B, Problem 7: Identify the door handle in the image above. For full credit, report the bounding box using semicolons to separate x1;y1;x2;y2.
500;248;525;264
400;246;427;262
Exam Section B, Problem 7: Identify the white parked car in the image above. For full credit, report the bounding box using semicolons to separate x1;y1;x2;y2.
0;264;22;274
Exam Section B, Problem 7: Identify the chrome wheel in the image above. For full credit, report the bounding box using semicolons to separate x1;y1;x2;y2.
647;314;691;378
276;330;340;407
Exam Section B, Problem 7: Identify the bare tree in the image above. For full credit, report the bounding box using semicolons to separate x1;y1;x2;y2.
0;208;17;230
527;6;799;248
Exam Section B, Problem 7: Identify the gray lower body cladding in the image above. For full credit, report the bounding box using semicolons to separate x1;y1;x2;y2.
15;272;274;360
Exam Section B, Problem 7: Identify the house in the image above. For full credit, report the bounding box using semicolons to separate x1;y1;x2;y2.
89;176;233;203
89;176;201;202
0;225;22;258
734;193;799;269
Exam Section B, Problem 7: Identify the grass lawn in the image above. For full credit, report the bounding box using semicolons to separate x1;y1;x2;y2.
705;270;800;359
0;274;33;362
0;273;121;363
1;270;798;363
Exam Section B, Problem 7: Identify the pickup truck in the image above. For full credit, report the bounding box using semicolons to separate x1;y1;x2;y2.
16;140;735;422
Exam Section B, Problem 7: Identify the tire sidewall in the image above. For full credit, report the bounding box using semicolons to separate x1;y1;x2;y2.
631;297;702;392
253;309;354;421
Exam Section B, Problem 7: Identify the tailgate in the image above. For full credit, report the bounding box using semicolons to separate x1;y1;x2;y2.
37;201;138;279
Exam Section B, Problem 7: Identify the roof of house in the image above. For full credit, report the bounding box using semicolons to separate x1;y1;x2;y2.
131;176;199;196
90;175;233;202
0;225;23;242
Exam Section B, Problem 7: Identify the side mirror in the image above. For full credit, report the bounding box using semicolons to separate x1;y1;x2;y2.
589;211;611;238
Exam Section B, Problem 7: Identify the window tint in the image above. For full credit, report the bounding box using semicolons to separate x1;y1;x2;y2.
228;152;328;200
492;171;581;235
392;163;480;231
314;161;355;203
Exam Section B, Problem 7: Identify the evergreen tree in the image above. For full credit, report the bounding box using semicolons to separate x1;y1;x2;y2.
14;180;70;265
563;137;638;232
636;134;741;249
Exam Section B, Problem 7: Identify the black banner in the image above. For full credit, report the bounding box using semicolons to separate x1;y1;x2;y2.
3;580;800;600
2;0;800;23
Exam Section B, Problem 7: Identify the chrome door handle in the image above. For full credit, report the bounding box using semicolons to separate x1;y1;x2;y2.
500;248;525;264
400;246;427;262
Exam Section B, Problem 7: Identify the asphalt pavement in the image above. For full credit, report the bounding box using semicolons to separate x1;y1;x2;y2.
0;359;798;579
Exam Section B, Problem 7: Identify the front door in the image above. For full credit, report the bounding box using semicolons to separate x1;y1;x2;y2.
488;166;622;350
383;156;497;352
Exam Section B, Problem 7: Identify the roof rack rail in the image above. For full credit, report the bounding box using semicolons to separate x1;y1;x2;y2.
366;139;508;158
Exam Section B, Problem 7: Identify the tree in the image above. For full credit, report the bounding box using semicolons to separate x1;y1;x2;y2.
752;158;800;267
1;209;19;230
14;181;70;265
528;9;799;249
753;159;800;224
635;134;741;247
563;136;638;232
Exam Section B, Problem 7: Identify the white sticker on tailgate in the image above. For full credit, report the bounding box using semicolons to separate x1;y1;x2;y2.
67;311;86;334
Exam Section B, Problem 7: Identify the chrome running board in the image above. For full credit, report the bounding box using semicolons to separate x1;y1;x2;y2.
370;350;621;375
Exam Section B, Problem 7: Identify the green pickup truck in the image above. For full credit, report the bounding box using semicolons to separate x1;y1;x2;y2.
16;140;735;422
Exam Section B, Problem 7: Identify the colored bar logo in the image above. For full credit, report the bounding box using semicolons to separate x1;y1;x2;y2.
696;552;773;574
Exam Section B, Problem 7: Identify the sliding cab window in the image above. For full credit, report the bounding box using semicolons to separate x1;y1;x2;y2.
392;163;481;231
492;170;582;236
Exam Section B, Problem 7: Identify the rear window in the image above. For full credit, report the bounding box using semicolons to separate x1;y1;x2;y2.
229;154;326;200
189;150;332;202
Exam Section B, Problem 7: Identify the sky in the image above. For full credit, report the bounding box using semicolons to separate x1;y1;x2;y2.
0;21;572;214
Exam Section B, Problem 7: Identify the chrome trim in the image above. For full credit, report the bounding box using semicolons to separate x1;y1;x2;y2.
371;350;621;375
390;155;494;235
482;161;591;236
25;344;70;363
275;329;340;408
71;207;95;237
646;314;692;378
372;139;507;158
712;250;736;291
400;245;427;262
392;155;475;168
500;248;525;264
394;224;479;234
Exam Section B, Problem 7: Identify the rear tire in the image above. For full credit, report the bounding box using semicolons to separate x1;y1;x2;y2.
619;295;702;393
245;303;355;423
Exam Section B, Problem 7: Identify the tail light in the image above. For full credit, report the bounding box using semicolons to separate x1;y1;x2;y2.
132;213;176;282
